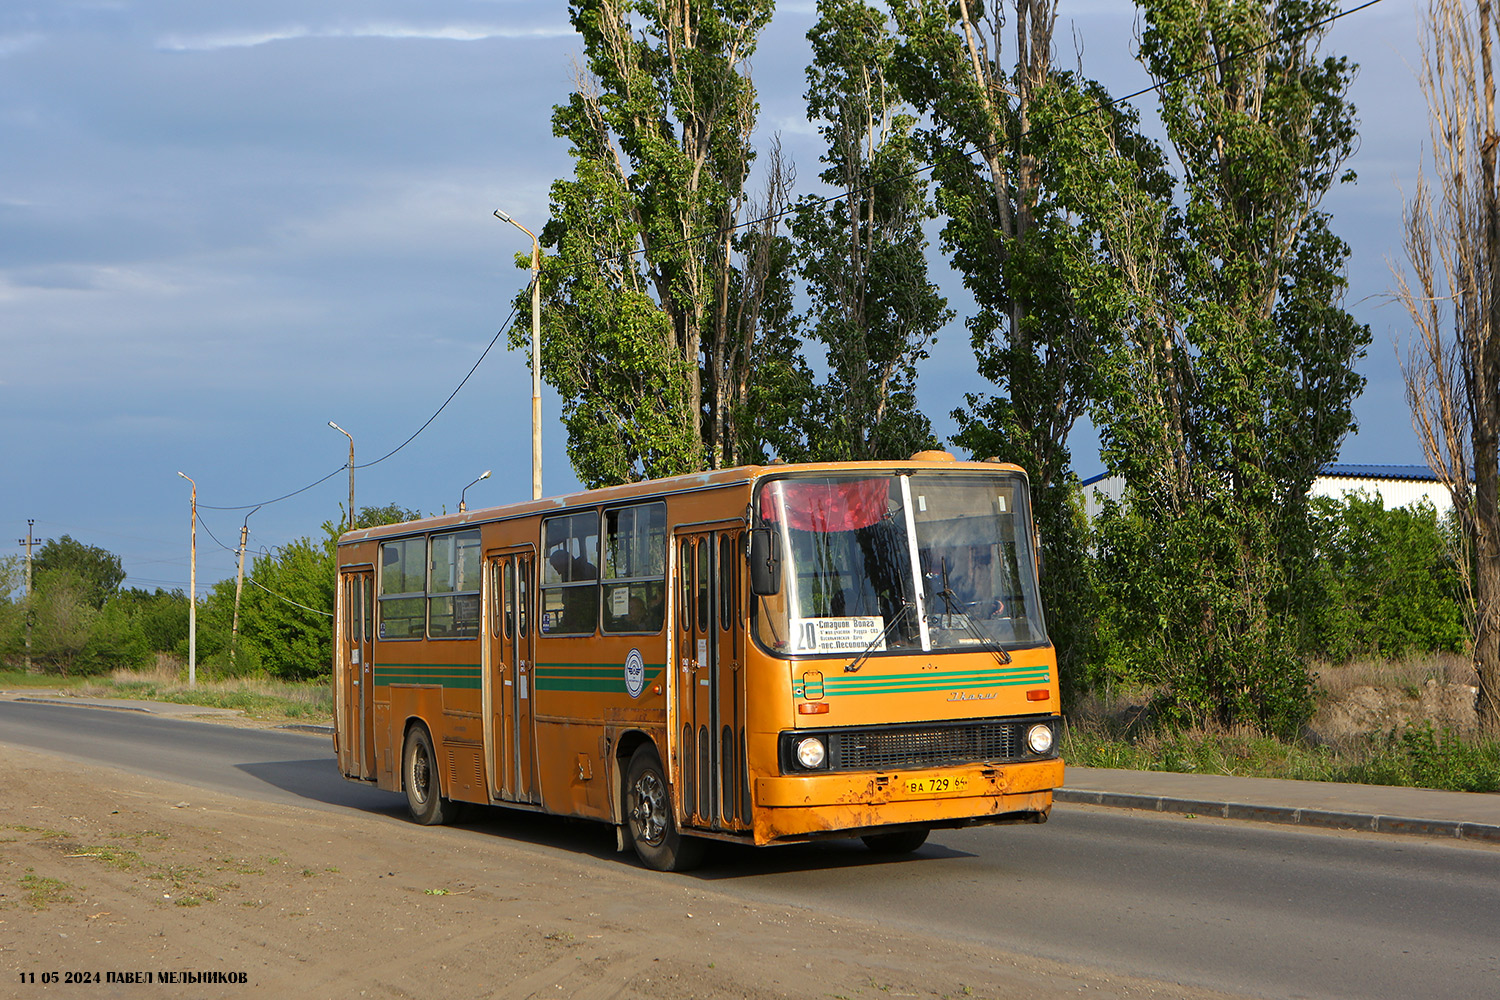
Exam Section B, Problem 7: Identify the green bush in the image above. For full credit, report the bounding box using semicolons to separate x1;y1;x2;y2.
1334;723;1500;793
1304;494;1467;661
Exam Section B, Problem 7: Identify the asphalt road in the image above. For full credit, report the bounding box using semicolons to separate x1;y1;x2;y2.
2;699;1496;1000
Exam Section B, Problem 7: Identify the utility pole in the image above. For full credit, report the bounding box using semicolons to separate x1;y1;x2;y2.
16;519;34;673
230;506;259;669
177;472;197;687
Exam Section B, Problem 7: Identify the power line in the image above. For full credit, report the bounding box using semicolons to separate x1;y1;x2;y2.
247;577;334;618
199;301;521;512
357;302;522;470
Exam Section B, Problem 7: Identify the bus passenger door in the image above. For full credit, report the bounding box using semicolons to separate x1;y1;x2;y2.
717;531;750;830
675;528;743;830
337;567;375;780
485;548;537;804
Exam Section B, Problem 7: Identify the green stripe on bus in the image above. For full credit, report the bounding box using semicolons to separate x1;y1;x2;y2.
794;668;1051;697
534;666;663;693
373;663;481;690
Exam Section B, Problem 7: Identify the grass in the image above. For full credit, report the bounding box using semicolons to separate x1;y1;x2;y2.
2;663;331;724
1064;656;1500;793
0;668;86;690
1063;722;1500;793
20;870;75;910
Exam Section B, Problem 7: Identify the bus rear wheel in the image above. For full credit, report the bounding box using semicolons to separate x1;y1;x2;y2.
402;724;454;826
861;827;929;854
624;745;704;872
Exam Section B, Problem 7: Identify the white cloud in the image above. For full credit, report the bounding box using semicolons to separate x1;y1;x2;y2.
157;22;574;52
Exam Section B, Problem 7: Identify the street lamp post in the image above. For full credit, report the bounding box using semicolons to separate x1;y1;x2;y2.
459;469;492;513
329;421;355;530
176;471;197;688
494;209;542;500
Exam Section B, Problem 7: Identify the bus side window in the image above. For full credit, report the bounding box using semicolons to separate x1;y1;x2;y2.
696;539;710;634
502;561;514;641
519;558;530;637
541;514;599;635
719;533;735;631
679;539;693;634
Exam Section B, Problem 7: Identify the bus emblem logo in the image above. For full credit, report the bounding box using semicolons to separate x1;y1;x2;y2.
624;648;646;699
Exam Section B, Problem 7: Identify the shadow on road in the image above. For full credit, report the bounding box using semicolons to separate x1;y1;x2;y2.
240;756;977;878
235;758;407;818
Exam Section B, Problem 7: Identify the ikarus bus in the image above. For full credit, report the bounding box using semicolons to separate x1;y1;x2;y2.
332;452;1064;870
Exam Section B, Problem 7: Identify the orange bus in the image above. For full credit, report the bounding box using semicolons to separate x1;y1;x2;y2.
332;452;1064;870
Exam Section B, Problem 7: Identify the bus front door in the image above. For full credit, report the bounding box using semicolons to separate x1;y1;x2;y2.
675;528;746;831
337;567;375;780
485;549;537;804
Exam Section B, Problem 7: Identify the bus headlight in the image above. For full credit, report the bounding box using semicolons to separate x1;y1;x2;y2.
794;737;827;770
1026;723;1055;756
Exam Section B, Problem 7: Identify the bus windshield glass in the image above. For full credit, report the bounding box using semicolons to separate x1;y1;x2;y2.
754;472;1046;658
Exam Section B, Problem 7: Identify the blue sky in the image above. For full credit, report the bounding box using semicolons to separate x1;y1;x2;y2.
1;0;1427;595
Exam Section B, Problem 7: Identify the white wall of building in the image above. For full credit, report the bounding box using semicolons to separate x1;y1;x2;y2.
1080;467;1455;521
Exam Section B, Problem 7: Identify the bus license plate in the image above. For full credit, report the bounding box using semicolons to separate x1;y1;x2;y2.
905;776;967;795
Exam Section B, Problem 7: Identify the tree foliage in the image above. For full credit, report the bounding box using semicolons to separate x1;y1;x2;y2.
199;504;421;680
519;0;803;487
1086;0;1369;733
887;0;1162;697
1304;494;1467;661
781;0;947;462
34;535;125;610
0;506;418;681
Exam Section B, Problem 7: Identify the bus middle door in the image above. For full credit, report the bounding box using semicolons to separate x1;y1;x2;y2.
675;528;743;830
485;548;537;804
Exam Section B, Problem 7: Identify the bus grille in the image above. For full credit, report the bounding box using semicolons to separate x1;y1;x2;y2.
827;720;1035;771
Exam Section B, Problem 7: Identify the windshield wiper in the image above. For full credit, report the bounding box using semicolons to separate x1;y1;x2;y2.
935;559;1012;665
845;600;915;673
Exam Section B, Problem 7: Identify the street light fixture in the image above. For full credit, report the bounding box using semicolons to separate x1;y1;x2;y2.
329;421;355;530
495;208;542;501
176;471;198;688
460;470;492;513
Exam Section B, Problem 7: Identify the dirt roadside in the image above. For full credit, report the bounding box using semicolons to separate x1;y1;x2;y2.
0;741;1249;1000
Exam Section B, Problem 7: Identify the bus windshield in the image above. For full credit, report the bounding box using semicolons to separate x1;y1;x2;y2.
754;472;1046;658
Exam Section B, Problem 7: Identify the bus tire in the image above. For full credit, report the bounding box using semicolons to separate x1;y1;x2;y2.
624;744;704;872
402;724;453;826
861;827;929;854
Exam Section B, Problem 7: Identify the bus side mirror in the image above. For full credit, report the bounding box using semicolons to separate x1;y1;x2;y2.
749;528;781;596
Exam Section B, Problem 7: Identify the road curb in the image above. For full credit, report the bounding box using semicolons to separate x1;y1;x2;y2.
15;696;156;714
1056;788;1500;844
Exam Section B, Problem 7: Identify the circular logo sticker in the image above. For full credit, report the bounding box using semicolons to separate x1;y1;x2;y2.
624;648;646;699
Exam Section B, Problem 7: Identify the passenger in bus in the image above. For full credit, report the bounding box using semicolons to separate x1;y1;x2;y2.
549;548;598;632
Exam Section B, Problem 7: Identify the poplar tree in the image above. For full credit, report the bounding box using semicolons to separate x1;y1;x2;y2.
1092;0;1369;732
887;0;1159;694
1396;0;1500;735
785;0;949;462
518;0;800;487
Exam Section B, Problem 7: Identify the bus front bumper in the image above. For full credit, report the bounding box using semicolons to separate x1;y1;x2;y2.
750;757;1064;845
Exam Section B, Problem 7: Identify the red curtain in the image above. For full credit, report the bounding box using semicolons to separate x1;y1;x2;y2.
761;479;890;532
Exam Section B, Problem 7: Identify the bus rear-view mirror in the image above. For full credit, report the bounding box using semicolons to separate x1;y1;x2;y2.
749;528;781;596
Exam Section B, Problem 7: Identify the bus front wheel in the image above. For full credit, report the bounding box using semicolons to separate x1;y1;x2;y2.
402;724;454;826
624;745;703;872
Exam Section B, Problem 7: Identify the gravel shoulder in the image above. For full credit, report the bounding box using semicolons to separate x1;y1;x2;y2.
0;743;1262;1000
